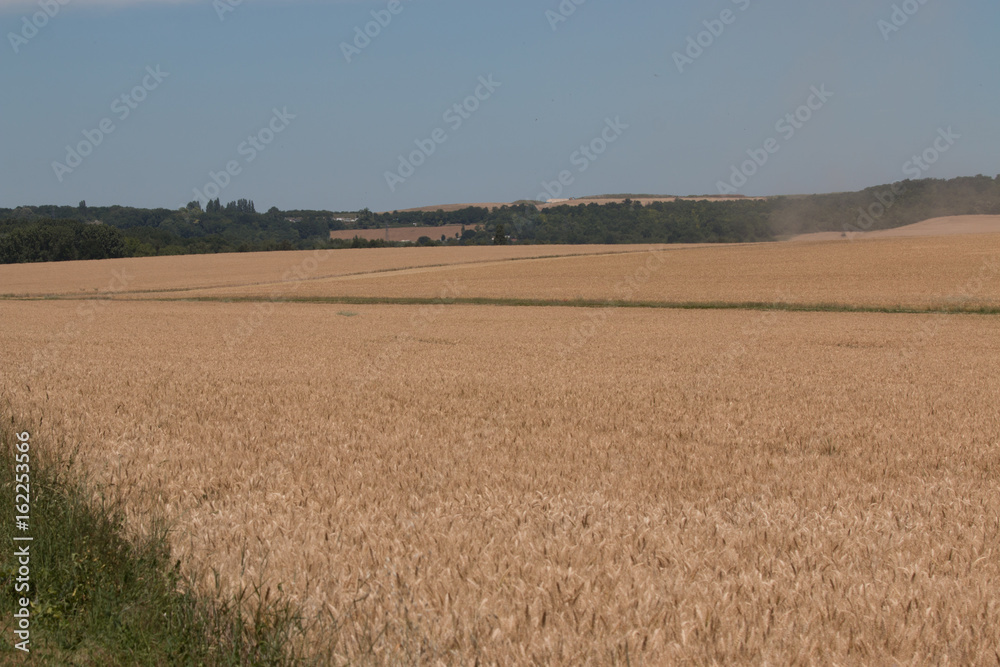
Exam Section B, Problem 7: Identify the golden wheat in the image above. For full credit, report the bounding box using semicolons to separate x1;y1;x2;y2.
2;292;998;663
0;245;674;298
176;234;1000;312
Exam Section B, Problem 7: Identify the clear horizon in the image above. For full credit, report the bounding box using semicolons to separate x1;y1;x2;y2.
2;0;998;212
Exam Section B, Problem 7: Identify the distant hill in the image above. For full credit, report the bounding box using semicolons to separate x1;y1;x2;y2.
384;194;760;214
768;175;1000;236
789;214;1000;242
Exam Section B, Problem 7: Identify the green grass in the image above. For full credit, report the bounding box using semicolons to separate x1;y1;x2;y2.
165;295;1000;316
6;290;999;317
0;420;309;665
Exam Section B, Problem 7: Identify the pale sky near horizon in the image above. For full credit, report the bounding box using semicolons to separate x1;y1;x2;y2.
2;0;998;212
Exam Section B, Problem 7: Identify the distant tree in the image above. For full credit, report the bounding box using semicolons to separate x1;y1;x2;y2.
76;223;127;260
186;200;202;212
493;223;508;245
78;200;87;212
225;199;257;215
356;208;375;228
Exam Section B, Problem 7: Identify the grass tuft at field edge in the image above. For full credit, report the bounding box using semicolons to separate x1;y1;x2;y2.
0;415;309;666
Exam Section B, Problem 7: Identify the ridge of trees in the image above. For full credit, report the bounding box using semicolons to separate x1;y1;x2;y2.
2;175;998;264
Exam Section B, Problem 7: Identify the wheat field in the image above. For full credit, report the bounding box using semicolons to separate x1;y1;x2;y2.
2;232;999;663
140;233;1000;312
3;234;1000;663
0;244;676;298
8;229;997;313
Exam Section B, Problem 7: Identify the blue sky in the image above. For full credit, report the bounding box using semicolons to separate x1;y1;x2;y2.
2;0;998;212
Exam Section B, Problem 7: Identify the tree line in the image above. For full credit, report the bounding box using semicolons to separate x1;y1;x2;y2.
0;200;357;263
2;176;998;263
0;219;127;264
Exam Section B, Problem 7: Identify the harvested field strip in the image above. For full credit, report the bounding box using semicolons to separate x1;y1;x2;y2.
330;223;468;242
